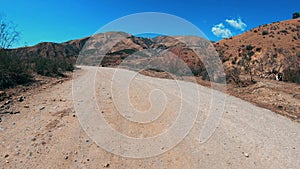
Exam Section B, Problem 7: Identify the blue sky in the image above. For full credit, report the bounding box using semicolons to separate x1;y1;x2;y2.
0;0;299;48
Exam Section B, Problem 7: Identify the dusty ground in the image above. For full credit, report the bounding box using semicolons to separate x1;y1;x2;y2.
0;66;299;169
141;70;300;122
227;76;300;122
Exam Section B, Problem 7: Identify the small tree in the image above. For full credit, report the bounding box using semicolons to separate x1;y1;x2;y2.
293;12;300;19
0;16;30;89
0;16;20;49
262;30;269;35
240;46;255;83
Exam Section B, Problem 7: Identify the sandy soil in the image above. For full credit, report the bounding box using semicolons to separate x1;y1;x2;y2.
141;70;300;122
0;66;299;169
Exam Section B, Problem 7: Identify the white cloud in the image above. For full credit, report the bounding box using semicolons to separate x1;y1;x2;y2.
225;18;247;31
211;23;233;38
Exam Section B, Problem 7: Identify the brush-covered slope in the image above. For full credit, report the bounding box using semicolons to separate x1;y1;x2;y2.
214;18;300;83
8;18;300;84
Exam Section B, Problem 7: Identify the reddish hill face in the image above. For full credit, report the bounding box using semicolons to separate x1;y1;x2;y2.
214;19;300;83
76;33;221;80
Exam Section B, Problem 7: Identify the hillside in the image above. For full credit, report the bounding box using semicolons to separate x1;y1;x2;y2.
215;18;300;83
2;18;299;121
10;37;89;62
8;19;300;85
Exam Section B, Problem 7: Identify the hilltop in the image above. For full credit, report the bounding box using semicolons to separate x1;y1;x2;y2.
215;18;300;83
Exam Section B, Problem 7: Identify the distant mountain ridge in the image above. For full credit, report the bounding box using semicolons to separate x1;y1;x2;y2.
10;18;300;83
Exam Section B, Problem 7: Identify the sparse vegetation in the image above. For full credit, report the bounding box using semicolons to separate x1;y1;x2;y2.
34;57;74;77
262;30;269;35
0;50;75;89
0;50;32;89
278;30;289;34
0;17;31;89
226;67;244;87
240;46;256;83
292;12;300;19
0;16;74;89
283;68;300;83
246;45;255;51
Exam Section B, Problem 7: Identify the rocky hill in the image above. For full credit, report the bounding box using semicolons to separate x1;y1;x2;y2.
10;37;89;62
1;18;300;132
215;18;300;83
9;18;300;84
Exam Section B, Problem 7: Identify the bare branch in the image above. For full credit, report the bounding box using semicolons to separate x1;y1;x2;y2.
0;17;20;49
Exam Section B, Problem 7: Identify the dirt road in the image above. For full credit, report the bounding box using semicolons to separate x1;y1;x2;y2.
0;66;299;168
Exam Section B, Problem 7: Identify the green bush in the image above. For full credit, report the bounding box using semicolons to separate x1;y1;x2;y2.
0;50;75;89
0;50;32;89
248;51;255;57
283;68;300;83
293;12;300;19
262;30;269;35
246;45;255;51
34;57;74;77
35;57;60;76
